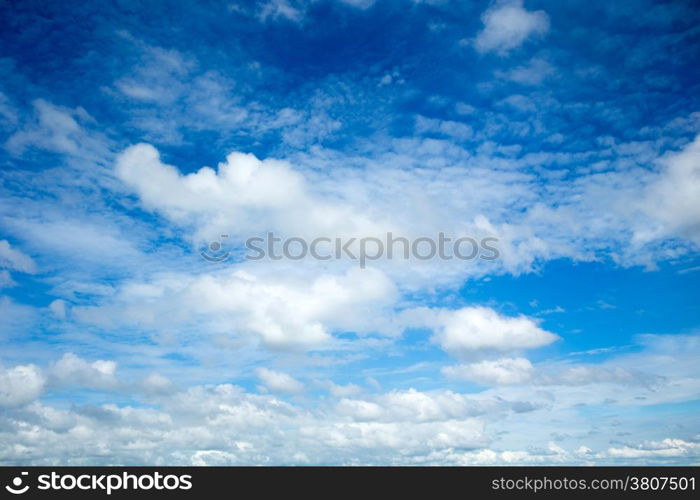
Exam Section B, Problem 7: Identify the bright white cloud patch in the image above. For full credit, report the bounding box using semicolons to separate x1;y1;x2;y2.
474;0;550;55
433;307;557;355
405;306;557;357
115;143;388;244
72;266;397;350
0;364;45;408
256;367;304;394
640;135;700;244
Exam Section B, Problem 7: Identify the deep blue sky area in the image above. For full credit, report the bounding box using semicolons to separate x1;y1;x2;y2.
3;0;699;165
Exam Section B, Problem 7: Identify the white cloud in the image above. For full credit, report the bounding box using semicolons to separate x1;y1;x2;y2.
606;439;700;459
405;306;557;357
443;357;534;385
415;115;473;140
0;240;37;274
2;210;148;275
256;0;376;24
474;0;550;55
0;335;698;465
0;381;492;464
5;100;82;155
541;365;654;386
4;100;108;162
114;47;194;105
443;357;660;388
111;43;255;145
256;367;304;394
638;135;700;244
140;373;175;396
190;450;239;466
0;364;45;408
335;388;504;422
498;93;537;111
115;143;388;244
48;353;119;391
323;380;363;398
258;0;305;23
72;266;397;350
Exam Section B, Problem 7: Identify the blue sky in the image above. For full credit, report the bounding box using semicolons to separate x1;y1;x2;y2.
0;0;699;465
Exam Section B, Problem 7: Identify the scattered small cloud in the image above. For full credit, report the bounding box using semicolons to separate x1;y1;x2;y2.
473;0;550;55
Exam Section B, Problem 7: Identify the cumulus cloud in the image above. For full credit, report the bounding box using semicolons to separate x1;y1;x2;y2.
0;372;487;464
48;353;119;391
336;388;511;423
0;334;698;465
0;382;490;465
72;266;397;350
405;306;557;358
0;364;45;408
474;0;550;55
115;143;388;244
256;367;304;394
639;134;700;244
140;373;175;396
115;143;307;222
